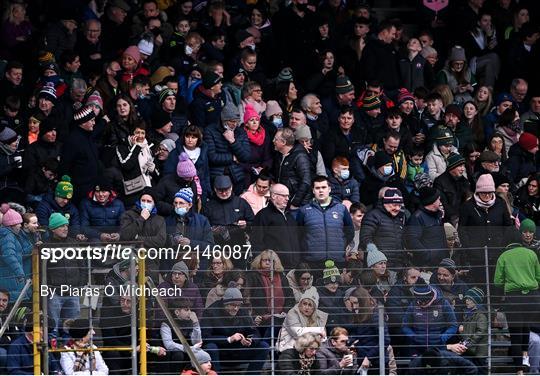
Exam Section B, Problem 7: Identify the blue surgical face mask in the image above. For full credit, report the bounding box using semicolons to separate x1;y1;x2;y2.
272;117;283;128
141;202;154;211
175;207;188;216
340;169;350;180
383;165;393;176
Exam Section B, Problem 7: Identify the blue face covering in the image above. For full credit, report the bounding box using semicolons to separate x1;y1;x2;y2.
272;117;283;128
383;165;393;176
175;207;188;216
140;202;154;211
340;169;350;180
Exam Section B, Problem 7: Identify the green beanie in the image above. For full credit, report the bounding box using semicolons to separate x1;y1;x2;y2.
48;213;69;230
55;175;73;199
322;260;340;284
520;218;536;234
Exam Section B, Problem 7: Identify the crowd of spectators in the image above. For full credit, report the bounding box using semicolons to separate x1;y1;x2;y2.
0;0;540;374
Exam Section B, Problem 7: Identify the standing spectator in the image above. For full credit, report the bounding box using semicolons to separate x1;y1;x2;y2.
22;118;61;175
402;280;458;357
45;213;86;338
189;71;223;129
296;176;354;265
0;204;28;300
505;132;538;184
426;128;458;181
100;0;132;59
433;153;471;226
241;105;273;187
405;187;447;267
75;19;103;76
41;12;78;60
240;174;270;215
201;287;270;374
272;128;312;209
58;106;100;203
204;103;251;195
0;126;25;203
514;175;540;226
328;156;360;209
158;261;203;319
251;184;301;268
120;189;166;282
360;187;406;267
483;92;514;141
494;242;540;373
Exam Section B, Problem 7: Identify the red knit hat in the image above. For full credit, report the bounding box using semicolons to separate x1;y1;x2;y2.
518;132;538;151
397;88;415;105
0;204;22;226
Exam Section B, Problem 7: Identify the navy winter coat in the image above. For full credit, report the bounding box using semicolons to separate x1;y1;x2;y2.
328;175;360;204
189;88;223;129
296;199;354;263
505;143;536;184
404;207;448;267
79;193;126;240
36;193;82;237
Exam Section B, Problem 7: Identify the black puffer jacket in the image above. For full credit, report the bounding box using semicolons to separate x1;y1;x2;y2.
360;203;406;266
505;143;536;184
433;171;471;225
404;207;448;267
458;196;515;266
22;138;61;173
273;143;312;207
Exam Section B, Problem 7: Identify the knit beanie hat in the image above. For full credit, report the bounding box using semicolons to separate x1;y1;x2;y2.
48;213;69;229
202;71;222;89
265;100;282;119
86;91;103;110
475;174;495;193
414;172;432;190
176;152;197;178
93;176;113;193
55;175;73;199
73;106;95;126
0;203;22;226
299;287;319;308
435;128;454;146
150;66;174;87
448;45;466;62
366;243;388;267
444;223;457;240
519;132;538;151
158;88;175;105
171;261;190;278
235;29;252;45
222;287;243;304
412;280;433;297
397;88;415;105
0;127;18;145
39;118;58;138
221;102;241;122
214;175;232;190
322;260;340;284
372;151;393;169
335;76;354;95
382;188;404;204
38;84;57;103
175;187;194;204
363;94;381;110
419;186;440;206
137;39;154;56
243;104;260;124
42;62;59;74
464;287;484;306
445;104;462;118
294;125;312;140
438;258;456;274
520;218;536;234
68;319;90;340
151;110;172;130
123;46;141;65
192;349;211;367
277;67;294;83
446;152;465;171
160;139;176;153
493;172;510;188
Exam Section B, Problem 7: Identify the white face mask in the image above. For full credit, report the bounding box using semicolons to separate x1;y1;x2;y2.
141;202;154;211
185;45;193;56
383;165;393;176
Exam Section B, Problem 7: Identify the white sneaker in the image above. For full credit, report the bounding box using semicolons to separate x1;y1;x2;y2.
523;355;530;367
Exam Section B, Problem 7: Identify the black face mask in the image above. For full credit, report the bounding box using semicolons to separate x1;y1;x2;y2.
295;2;308;12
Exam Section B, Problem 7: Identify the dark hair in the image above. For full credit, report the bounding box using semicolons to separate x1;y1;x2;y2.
41;157;59;172
0;288;10;299
132;75;150;87
339;105;354;117
4;95;20;112
498;107;517;128
311;175;329;187
407;146;424;158
349;202;367;215
384;129;401;141
293;263;312;282
386;106;402;119
413;86;429;99
183;125;203;146
169;297;193;310
425;93;443;103
60;50;79;66
5;60;23;72
353;16;370;26
377;19;395;33
257;173;271;182
209;30;226;42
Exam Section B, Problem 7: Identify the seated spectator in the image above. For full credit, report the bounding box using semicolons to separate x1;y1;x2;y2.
181;349;217;375
505;132;538;185
199;256;234;299
317;260;345;317
277;287;328;352
201;287;270;374
0;289;14;371
426;128;458;181
160;298;203;374
240;174;271;215
408;347;478;374
364;244;397;297
328;156;360;209
430;258;469;320
514;175;540;225
162;187;214;272
247;250;294;340
103;258;137;308
277;332;321;375
60;319;109;375
24;158;58;207
285;263;316;303
316;326;357;374
79;178;125;242
402;280;458;357
159;261;203;319
120;188;166;283
36;175;83;239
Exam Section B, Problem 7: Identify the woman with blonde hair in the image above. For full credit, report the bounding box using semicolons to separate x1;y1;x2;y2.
432;84;455;107
0;1;32;60
474;86;493;117
247;250;295;340
277;287;328;352
278;332;322;374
